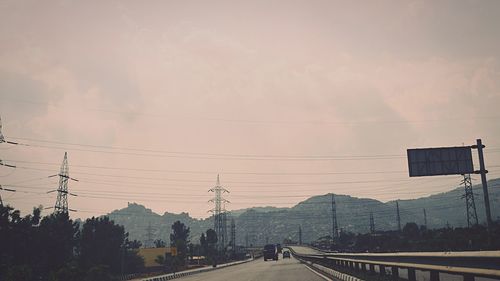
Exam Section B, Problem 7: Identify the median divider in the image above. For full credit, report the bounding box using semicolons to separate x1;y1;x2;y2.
140;258;254;281
288;246;500;281
289;247;363;281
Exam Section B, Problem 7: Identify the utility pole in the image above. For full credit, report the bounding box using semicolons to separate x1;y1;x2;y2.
209;175;229;253
298;225;302;245
473;139;492;229
461;174;479;228
369;212;375;234
331;194;338;240
396;201;401;232
52;152;78;214
423;208;427;229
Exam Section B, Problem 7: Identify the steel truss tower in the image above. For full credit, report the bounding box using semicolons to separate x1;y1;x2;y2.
209;175;229;252
54;152;70;213
461;174;478;228
331;194;339;240
145;222;156;248
369;212;375;234
423;208;427;228
230;217;236;253
298;225;302;245
396;201;401;232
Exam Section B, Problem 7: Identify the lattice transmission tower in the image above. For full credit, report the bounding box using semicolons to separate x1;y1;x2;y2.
331;194;339;240
369;212;375;234
461;174;478;228
144;222;156;248
209;174;229;252
230;217;236;254
51;152;78;213
396;201;401;232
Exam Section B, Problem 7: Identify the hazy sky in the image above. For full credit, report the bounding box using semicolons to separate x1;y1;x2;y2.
1;0;499;219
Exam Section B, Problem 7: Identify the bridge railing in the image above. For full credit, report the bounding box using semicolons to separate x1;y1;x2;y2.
288;247;500;281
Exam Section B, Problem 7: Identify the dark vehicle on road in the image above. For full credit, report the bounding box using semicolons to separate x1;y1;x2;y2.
282;250;291;259
263;244;278;261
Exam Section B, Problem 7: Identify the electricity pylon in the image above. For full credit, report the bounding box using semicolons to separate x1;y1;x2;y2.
461;174;478;227
331;194;339;240
396;201;401;232
209;174;229;252
49;152;78;213
230;217;236;254
369;212;375;234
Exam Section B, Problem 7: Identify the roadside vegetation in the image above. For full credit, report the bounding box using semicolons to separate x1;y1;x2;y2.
0;204;144;281
311;222;500;252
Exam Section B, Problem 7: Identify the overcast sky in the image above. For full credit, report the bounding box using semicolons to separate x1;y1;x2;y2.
1;0;499;219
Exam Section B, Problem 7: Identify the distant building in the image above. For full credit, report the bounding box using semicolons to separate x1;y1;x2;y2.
138;247;173;268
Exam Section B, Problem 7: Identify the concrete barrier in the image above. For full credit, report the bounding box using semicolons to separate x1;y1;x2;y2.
140;259;253;281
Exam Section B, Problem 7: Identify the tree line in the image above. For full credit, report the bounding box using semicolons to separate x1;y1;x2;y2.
0;204;144;281
311;222;500;252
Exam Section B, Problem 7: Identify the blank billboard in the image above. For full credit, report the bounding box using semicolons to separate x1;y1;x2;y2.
407;146;474;177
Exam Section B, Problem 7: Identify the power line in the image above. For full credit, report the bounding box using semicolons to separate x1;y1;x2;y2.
6;138;406;161
6;137;407;159
3;97;500;126
5;158;410;176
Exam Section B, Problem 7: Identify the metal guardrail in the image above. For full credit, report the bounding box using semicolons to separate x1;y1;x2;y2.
288;247;500;281
140;258;254;281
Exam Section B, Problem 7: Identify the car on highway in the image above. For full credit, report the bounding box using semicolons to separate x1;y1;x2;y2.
263;244;278;261
282;250;291;259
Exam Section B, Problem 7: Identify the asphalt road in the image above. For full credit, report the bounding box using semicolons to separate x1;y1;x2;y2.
173;254;329;281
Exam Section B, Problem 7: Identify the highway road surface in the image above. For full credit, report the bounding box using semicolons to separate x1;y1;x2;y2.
172;254;330;281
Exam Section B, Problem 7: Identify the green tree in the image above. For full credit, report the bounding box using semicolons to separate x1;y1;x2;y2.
37;211;79;278
127;239;142;249
403;222;420;238
154;239;166;248
84;265;117;281
205;229;218;265
170;221;190;266
79;216;127;274
155;255;165;266
123;249;145;274
200;233;207;256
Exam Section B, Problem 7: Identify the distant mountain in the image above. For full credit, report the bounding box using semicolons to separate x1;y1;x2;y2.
106;178;500;246
229;206;289;217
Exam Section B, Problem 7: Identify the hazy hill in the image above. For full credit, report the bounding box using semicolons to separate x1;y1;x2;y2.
106;178;500;246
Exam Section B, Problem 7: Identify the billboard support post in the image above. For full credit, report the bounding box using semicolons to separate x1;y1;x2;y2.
407;139;492;241
473;139;492;229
